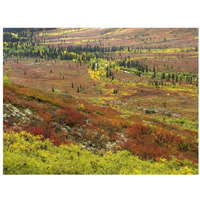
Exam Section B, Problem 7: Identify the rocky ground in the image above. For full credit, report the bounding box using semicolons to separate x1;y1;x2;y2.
3;103;124;154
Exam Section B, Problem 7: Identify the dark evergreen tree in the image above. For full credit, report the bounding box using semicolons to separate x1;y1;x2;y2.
161;73;165;79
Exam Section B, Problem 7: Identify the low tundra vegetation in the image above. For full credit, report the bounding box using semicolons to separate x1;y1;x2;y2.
3;131;198;175
3;28;198;175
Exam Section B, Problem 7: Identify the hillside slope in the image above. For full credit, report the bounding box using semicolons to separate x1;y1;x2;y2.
3;28;198;174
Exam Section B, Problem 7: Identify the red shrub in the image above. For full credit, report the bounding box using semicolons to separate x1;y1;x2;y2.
27;126;45;136
49;133;61;146
23;125;71;146
151;129;181;147
39;111;53;123
56;107;85;127
122;123;181;161
124;141;171;160
122;122;198;162
126;123;150;139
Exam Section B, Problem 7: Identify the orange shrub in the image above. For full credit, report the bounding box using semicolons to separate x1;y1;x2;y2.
122;123;197;161
56;107;85;127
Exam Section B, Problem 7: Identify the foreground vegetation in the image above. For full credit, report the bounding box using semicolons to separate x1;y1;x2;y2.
3;28;198;174
3;81;198;163
3;131;198;175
